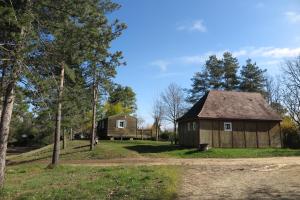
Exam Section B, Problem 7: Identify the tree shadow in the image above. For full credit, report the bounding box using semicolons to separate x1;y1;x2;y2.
7;149;90;166
183;149;202;155
247;187;300;200
125;144;186;154
73;144;90;149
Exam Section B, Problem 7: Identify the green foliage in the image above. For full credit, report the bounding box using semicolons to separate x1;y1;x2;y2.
160;130;173;141
103;102;130;117
223;52;239;90
239;59;266;92
2;164;179;200
187;69;210;103
187;52;267;104
2;0;127;146
281;116;300;148
103;84;137;117
206;55;224;89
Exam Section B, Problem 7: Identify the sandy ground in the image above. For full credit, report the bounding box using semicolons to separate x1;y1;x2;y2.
177;159;300;200
9;156;300;199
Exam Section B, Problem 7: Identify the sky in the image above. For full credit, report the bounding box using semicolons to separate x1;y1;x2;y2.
108;0;300;127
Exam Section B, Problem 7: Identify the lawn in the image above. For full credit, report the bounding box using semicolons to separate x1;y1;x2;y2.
1;164;179;200
7;140;300;165
3;140;300;200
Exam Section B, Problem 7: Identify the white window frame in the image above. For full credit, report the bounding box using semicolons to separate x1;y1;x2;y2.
192;122;196;131
117;120;126;129
224;122;232;131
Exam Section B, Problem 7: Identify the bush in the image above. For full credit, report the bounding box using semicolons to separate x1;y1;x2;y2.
160;131;173;141
281;116;300;148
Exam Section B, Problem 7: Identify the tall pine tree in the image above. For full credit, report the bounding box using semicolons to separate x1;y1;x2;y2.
206;55;223;89
223;52;239;90
186;68;209;104
239;59;266;92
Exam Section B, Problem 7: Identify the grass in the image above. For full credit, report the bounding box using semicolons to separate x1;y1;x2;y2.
7;140;300;165
1;164;180;200
3;140;300;199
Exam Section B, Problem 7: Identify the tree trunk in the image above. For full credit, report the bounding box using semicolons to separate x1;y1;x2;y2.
51;65;65;166
173;121;177;144
0;82;15;188
62;129;66;150
90;84;97;150
0;68;7;123
70;128;73;140
155;120;159;141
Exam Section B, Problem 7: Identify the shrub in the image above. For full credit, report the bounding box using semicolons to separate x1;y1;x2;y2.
281;116;300;148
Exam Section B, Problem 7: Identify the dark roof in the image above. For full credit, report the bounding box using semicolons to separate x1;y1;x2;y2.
178;90;282;121
100;114;137;120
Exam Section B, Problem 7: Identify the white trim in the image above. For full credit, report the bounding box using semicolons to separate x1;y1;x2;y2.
224;122;232;131
192;122;196;131
116;120;126;128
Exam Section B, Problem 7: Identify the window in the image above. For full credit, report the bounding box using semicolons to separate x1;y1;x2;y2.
117;120;126;128
192;122;196;131
224;122;232;131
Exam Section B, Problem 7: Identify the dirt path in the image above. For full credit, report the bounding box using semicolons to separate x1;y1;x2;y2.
57;157;300;200
18;157;300;199
56;156;300;166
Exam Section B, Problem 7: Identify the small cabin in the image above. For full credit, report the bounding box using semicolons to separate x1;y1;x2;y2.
97;114;137;139
178;91;282;148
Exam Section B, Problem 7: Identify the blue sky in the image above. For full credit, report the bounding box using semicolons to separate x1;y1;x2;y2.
109;0;300;126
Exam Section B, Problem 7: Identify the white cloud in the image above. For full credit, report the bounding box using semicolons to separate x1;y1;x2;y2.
190;20;207;32
285;11;300;23
259;60;282;66
150;60;170;72
180;47;300;65
177;20;207;32
247;47;300;58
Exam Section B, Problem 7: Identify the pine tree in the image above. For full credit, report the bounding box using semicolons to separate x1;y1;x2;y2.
186;68;210;104
0;0;37;187
77;0;126;150
206;55;223;89
239;59;266;92
223;52;239;90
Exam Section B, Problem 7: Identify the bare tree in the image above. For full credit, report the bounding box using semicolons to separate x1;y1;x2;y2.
282;56;300;127
152;99;164;141
137;115;145;129
161;83;185;143
265;75;285;115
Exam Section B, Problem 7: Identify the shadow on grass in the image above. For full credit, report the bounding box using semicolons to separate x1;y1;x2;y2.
7;149;90;166
183;149;203;155
73;145;90;149
125;144;186;154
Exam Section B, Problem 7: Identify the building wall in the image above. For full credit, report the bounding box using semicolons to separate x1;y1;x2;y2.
98;115;137;139
178;119;282;148
178;120;199;147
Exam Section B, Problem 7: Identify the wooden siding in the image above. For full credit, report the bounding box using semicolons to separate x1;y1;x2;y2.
98;115;137;139
178;121;198;147
232;121;245;148
178;119;282;148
